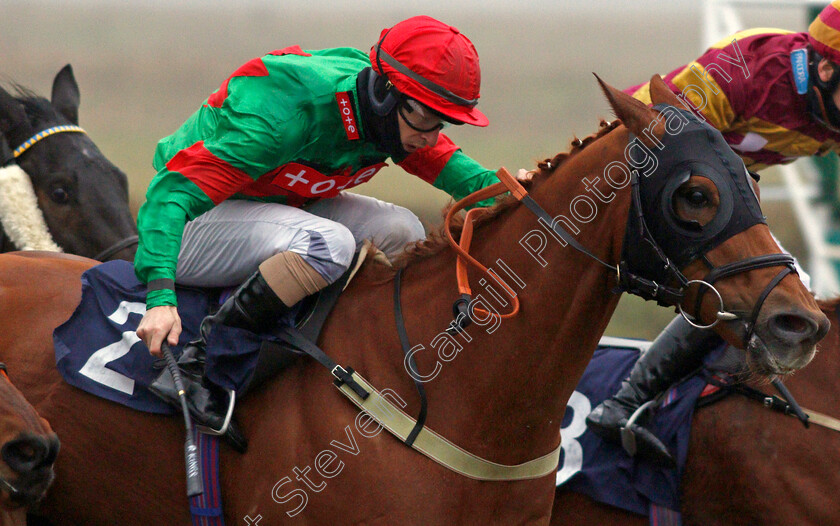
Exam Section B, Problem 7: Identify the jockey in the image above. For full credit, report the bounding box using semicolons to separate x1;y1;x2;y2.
587;2;840;467
134;16;516;445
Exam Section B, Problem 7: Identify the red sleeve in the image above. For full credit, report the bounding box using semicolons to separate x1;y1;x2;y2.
397;133;460;184
165;141;253;204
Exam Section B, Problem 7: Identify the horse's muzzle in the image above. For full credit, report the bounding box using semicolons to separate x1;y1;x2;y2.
748;308;830;375
0;432;59;507
2;433;59;475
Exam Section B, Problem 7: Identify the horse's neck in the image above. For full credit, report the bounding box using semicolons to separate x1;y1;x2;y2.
785;305;840;412
395;132;631;460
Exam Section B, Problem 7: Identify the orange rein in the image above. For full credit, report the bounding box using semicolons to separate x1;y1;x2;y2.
444;167;529;319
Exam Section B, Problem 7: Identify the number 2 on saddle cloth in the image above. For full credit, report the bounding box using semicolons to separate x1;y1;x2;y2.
52;246;368;414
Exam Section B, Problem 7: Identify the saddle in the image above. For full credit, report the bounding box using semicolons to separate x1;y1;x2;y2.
51;242;380;417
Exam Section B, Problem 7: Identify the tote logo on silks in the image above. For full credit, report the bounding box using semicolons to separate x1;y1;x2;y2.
336;92;360;140
266;162;386;198
791;48;809;95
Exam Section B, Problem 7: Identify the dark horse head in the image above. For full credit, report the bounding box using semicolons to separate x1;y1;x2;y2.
0;65;137;261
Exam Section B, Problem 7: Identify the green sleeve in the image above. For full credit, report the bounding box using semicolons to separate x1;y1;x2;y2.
432;150;501;208
135;76;306;308
135;173;216;308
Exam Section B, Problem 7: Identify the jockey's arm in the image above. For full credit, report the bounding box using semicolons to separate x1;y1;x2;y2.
134;101;294;353
397;133;530;207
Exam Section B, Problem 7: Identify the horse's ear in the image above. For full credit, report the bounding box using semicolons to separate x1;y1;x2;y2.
648;74;682;107
51;64;80;125
594;73;659;145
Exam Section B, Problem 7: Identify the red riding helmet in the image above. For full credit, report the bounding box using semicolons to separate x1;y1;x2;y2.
370;16;489;127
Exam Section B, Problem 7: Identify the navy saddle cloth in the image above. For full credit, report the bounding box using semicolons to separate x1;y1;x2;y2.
53;260;297;414
555;340;728;516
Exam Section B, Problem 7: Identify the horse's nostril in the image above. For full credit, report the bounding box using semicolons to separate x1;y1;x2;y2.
768;312;819;343
775;314;810;334
1;435;52;474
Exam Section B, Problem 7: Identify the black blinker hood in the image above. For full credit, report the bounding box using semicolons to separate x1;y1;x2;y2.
621;104;766;285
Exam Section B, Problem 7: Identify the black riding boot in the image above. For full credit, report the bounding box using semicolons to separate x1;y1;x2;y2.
149;269;291;452
585;316;720;468
177;269;290;378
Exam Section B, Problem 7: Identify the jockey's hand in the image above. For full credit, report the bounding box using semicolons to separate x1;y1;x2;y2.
136;305;182;357
516;168;535;183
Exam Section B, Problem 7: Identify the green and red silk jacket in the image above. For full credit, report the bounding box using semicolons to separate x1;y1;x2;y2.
136;46;500;309
627;29;840;171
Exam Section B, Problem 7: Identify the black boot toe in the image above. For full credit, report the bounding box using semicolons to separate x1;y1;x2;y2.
585;400;627;443
586;401;676;469
177;341;207;381
148;370;248;454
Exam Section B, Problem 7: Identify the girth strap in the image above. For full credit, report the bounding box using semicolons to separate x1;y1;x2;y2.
334;371;562;481
276;326;370;400
394;268;428;446
713;380;840;433
279;318;562;481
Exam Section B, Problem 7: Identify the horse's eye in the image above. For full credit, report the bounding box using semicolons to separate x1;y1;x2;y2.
685;189;708;206
50;187;70;204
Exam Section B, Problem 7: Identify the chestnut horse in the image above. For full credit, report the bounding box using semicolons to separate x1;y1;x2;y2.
0;65;137;261
550;299;840;526
6;76;829;525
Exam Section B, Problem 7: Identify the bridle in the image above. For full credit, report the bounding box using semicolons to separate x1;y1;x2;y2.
617;165;795;346
445;110;796;347
12;125;85;159
93;236;139;262
12;126;139;261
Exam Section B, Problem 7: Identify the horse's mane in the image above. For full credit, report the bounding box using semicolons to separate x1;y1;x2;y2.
8;84;58;123
359;118;621;283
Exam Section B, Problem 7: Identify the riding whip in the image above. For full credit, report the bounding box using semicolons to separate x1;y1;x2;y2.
161;341;204;497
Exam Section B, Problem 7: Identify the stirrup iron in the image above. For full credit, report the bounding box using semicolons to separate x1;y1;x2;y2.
196;389;236;437
619;399;657;457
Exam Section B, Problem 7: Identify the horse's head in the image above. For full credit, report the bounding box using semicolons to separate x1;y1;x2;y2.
0;65;138;261
597;74;829;377
0;366;59;510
